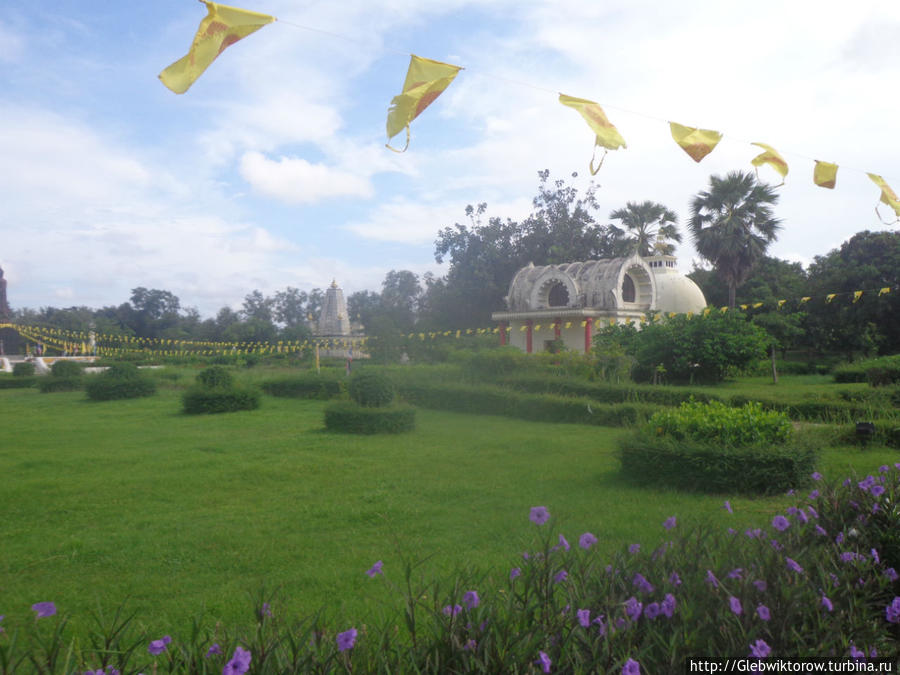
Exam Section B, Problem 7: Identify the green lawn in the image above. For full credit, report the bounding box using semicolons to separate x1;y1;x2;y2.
2;372;897;639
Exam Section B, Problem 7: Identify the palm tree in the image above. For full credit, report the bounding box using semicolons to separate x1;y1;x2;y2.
689;171;782;308
609;201;681;257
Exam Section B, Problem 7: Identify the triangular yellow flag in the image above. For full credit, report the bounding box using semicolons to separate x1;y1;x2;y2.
853;291;863;303
826;294;836;303
750;142;788;185
386;55;462;152
559;94;627;174
879;287;891;296
866;173;900;223
159;2;275;94
813;161;838;189
669;122;722;162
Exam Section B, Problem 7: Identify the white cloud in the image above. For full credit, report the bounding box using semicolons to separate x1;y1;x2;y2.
239;151;374;203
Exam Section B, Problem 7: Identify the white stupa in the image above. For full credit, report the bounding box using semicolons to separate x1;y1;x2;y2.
315;280;351;337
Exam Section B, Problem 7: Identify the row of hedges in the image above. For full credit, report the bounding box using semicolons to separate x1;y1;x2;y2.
260;374;345;400
0;376;37;389
324;401;415;434
833;354;900;385
397;381;658;427
494;374;720;406
183;387;260;414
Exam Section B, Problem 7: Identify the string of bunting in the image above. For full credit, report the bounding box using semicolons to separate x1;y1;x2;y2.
157;2;900;224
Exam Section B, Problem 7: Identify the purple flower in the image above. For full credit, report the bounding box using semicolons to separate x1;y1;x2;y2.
148;637;169;656
366;560;383;578
579;532;598;550
661;593;676;618
625;596;642;621
850;644;864;660
463;638;476;651
815;525;828;537
785;557;804;573
836;532;845;545
632;573;654;593
723;500;733;513
336;628;357;652
668;571;682;586
812;471;822;481
529;506;550;525
223;646;251;675
537;651;551;673
728;568;743;579
260;602;272;618
807;506;819;519
753;580;767;592
880;464;890;473
553;570;568;583
727;528;736;535
858;475;876;491
729;596;742;615
821;595;833;612
510;567;521;580
885;568;899;582
770;539;783;551
886;597;900;624
556;534;570;552
871;549;880;563
442;604;462;617
808;489;819;500
593;615;607;634
663;516;676;530
622;658;641;675
757;605;770;621
705;570;718;588
749;639;771;658
772;515;790;531
840;551;860;563
463;590;479;609
31;602;56;618
628;543;640;554
870;647;878;658
871;484;885;497
745;528;763;539
577;609;590;627
205;643;221;658
643;602;660;619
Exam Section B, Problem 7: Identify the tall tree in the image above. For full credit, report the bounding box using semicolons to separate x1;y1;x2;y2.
609;200;680;257
380;270;421;332
689;171;781;308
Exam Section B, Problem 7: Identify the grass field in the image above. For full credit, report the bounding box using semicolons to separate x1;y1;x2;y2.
2;368;898;641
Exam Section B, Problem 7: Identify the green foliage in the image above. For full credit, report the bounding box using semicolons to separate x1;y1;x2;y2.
182;386;261;414
608;200;680;256
12;361;35;377
196;365;234;389
260;374;345;400
833;354;900;385
50;360;84;378
651;399;793;446
323;401;415;434
495;373;719;406
85;365;157;401
0;375;37;388
38;376;84;393
461;346;538;379
348;371;396;407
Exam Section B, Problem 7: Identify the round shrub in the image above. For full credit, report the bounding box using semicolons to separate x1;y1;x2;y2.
51;360;84;378
38;376;83;393
348;371;395;407
106;362;141;379
12;362;35;377
85;367;157;401
182;387;260;414
324;401;415;434
197;365;234;389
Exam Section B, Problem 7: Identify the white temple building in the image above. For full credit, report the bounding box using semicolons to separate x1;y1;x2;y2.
315;280;351;337
491;254;706;353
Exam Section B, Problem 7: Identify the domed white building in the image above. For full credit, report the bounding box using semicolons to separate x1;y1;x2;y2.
491;254;706;353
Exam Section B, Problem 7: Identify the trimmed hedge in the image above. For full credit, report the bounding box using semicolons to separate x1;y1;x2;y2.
261;375;344;400
12;362;35;377
85;367;157;401
833;354;900;385
50;360;84;378
324;401;415;434
494;374;719;406
348;371;395;407
197;366;234;389
182;387;261;414
0;376;37;389
38;376;83;393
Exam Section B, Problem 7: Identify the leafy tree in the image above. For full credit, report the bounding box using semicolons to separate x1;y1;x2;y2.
241;290;274;324
380;270;421;332
273;287;309;329
123;287;182;337
689;171;782;308
689;256;806;310
347;290;382;329
608;200;680;257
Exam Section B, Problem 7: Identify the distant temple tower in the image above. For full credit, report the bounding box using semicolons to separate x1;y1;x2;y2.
315;280;351;336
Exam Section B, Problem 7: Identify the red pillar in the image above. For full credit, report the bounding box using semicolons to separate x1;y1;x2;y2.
554;318;561;341
584;317;593;353
526;320;533;354
499;322;507;346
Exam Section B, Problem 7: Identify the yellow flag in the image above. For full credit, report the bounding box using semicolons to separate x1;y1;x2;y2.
813;161;838;189
159;2;275;94
669;122;722;162
559;94;627;174
867;173;900;222
752;302;763;309
826;294;836;303
386;55;462;152
800;296;811;304
853;290;863;303
750;142;788;184
777;299;787;309
879;287;891;296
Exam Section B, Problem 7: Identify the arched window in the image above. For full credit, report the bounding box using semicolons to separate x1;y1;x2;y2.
622;274;636;302
548;282;569;307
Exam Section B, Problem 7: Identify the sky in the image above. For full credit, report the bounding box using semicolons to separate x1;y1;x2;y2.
1;0;899;318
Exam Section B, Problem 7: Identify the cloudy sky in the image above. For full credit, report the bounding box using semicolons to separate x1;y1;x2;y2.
2;0;899;317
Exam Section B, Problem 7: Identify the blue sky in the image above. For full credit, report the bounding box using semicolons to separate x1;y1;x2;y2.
2;0;899;316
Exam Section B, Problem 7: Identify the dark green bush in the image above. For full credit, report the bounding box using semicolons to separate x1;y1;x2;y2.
106;362;141;379
833;354;900;385
324;401;415;434
494;374;719;407
651;399;793;445
348;371;395;407
50;360;84;378
196;365;234;389
0;376;36;389
38;376;83;393
182;387;260;414
12;362;35;377
85;367;157;401
261;375;345;400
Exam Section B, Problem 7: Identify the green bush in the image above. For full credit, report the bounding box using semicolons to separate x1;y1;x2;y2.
494;374;719;407
50;360;84;378
323;401;415;434
260;375;345;400
12;362;35;377
196;365;234;389
38;376;83;393
0;376;37;389
348;371;395;407
651;399;792;446
182;387;260;414
85;366;157;401
832;354;900;385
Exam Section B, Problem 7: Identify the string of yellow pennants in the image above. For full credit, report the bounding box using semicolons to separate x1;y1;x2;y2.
157;1;900;225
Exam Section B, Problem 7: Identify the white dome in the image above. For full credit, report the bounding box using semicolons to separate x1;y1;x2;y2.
652;272;707;314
